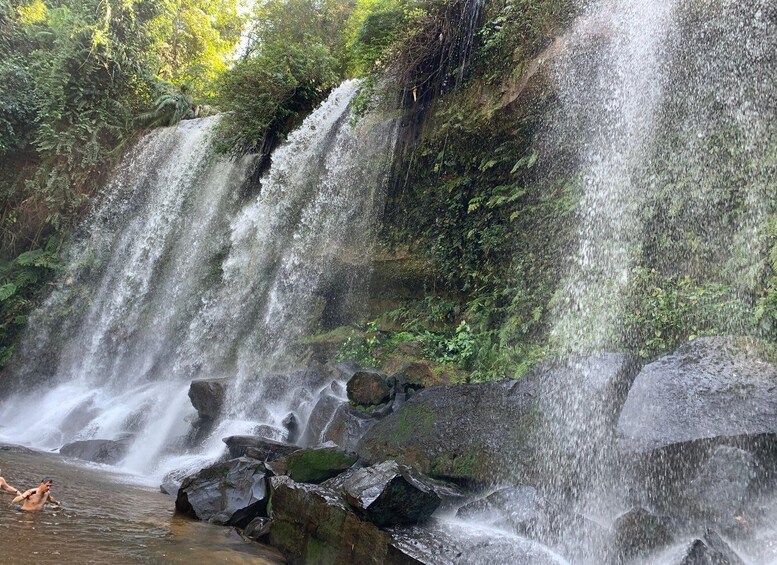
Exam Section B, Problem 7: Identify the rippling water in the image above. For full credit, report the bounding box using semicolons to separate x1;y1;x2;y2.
0;447;284;564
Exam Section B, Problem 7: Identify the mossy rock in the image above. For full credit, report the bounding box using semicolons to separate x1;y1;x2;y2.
356;380;539;486
286;445;358;484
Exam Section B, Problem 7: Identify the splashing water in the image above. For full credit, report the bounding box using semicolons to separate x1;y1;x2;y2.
0;80;399;483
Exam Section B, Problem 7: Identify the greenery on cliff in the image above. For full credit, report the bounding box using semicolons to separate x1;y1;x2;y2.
1;0;775;376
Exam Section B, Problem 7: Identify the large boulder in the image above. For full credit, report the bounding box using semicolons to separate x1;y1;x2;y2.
617;337;777;514
322;404;381;452
657;530;746;565
610;507;673;562
286;443;358;484
188;378;230;420
268;476;421;565
618;337;777;453
529;353;641;492
347;370;393;408
60;438;129;464
342;461;441;527
682;446;758;528
223;435;299;461
356;379;539;485
175;457;268;527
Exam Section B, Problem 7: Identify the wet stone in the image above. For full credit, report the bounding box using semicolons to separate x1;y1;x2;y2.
347;370;393;407
285;443;358;484
342;460;442;527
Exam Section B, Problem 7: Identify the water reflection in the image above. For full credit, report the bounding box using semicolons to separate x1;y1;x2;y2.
0;447;283;564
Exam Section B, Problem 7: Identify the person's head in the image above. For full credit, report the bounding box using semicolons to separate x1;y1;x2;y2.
39;479;52;492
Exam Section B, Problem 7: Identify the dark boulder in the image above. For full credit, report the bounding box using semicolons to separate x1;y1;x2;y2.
342;460;441;527
617;337;777;514
222;435;298;461
322;404;381;451
286;443;358;483
188;378;230;420
175;457;268;527
282;412;300;444
357;379;539;485
663;531;746;565
347;370;393;407
683;446;757;528
529;353;640;493
60;438;129;464
610;507;673;562
618;337;777;454
268;476;420;565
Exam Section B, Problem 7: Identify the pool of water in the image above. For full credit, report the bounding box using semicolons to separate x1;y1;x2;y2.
0;446;284;564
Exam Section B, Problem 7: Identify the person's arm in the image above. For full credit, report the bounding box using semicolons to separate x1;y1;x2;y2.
0;479;21;496
46;493;60;506
12;489;36;504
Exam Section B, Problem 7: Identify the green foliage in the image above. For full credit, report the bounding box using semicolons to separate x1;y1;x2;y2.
0;240;60;368
149;0;243;99
136;82;195;127
215;42;339;154
625;268;759;358
475;0;573;82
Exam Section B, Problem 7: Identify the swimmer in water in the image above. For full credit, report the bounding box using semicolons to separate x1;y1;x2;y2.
13;479;60;511
0;469;22;498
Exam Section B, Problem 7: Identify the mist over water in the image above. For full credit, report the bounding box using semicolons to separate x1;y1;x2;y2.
0;80;398;483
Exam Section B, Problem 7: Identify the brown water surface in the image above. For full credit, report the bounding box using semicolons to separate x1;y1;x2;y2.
0;446;284;564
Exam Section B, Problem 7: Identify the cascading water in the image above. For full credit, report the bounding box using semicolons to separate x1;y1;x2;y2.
0;80;399;483
531;0;776;563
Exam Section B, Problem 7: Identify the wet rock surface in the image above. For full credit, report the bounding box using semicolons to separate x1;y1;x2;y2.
618;337;777;453
610;507;673;562
342;460;441;526
683;446;758;528
456;485;545;535
188;378;230;420
268;476;420;565
347;370;393;407
357;379;539;484
175;457;268;527
60;438;129;464
222;435;299;461
285;443;357;483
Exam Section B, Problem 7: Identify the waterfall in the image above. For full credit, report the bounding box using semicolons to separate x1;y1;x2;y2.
0;80;399;482
548;0;775;354
536;0;776;562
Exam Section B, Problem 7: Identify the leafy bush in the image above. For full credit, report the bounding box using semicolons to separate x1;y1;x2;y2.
0;241;60;368
214;43;339;154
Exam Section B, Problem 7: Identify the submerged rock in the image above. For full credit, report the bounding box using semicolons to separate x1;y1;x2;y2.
188;378;230;420
357;379;538;485
286;443;357;483
60;438;129;464
175;457;268;527
342;460;441;527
